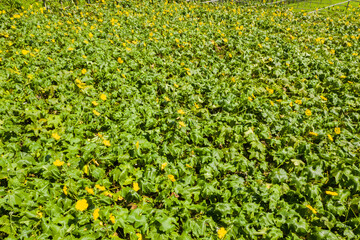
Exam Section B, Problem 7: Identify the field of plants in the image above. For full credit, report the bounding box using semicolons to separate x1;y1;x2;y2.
0;0;360;239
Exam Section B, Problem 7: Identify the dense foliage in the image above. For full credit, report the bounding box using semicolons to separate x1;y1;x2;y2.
0;1;360;239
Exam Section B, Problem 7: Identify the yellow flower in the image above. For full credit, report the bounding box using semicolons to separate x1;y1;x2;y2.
320;96;327;101
22;50;29;55
52;132;61;140
177;109;185;115
136;233;142;240
217;227;227;239
309;132;318;136
133;182;140;192
340;75;346;79
117;57;123;64
266;87;274;94
93;208;100;221
81;69;87;74
325;191;338;196
75;79;86;89
103;139;111;147
95;184;106;191
93;109;100;116
109;214;115;224
248;96;253;101
136;141;139;149
63;185;68;195
75;199;88;211
85;187;95;195
161;162;167;170
53;159;64;166
168;174;176;182
194;102;199;109
328;134;334;141
306;204;317;214
89;32;93;38
295;99;302;105
92;101;99;106
179;121;186;128
68;47;74;51
228;53;232;58
334;127;341;135
186;164;193;168
100;93;107;101
83;165;88;175
270;101;274;106
223;38;228;43
305;109;312;116
258;43;262;48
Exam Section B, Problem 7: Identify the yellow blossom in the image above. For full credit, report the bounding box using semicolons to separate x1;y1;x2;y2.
320;96;327;101
93;208;100;220
186;164;193;168
306;204;317;214
223;38;228;43
133;182;140;192
328;134;334;141
309;132;318;136
305;109;312;116
89;32;93;38
117;57;123;64
22;50;29;55
217;227;227;239
179;121;186;128
63;185;68;195
266;87;274;94
95;184;106;191
75;199;88;211
109;214;115;224
168;174;176;182
295;100;302;105
81;69;87;74
258;43;262;48
136;233;142;240
136;141;139;149
228;53;232;58
93;109;100;116
100;93;107;101
334;128;341;135
68;47;74;51
194;102;199;109
163;96;170;102
85;187;95;195
52;132;61;140
161;162;167;170
103;139;111;147
177;109;185;115
53;159;64;166
83;165;88;175
325;191;338;196
340;75;346;79
92;101;99;106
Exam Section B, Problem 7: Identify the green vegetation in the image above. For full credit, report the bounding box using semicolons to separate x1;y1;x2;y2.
0;0;360;239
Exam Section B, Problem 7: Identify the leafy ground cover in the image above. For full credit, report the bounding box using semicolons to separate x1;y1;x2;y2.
1;0;360;239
